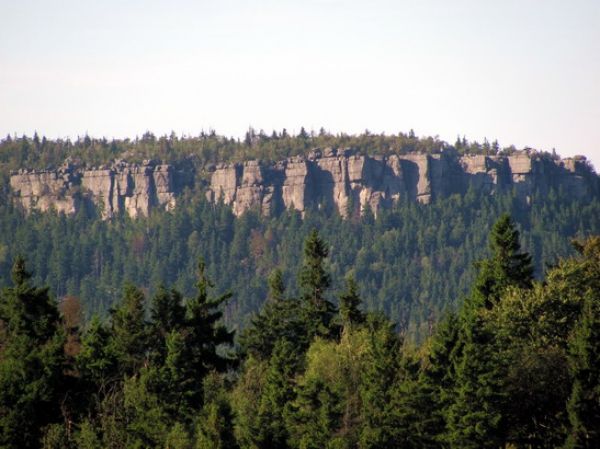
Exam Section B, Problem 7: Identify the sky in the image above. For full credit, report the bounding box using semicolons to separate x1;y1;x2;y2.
2;0;599;168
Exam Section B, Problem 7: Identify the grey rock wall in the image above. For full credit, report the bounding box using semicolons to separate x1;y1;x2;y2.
10;161;191;219
206;151;599;217
9;151;598;219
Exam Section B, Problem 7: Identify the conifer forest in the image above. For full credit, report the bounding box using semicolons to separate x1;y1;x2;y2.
1;132;600;448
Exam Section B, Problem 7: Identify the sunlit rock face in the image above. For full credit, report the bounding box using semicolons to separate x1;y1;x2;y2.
206;151;598;217
11;161;191;219
10;151;598;219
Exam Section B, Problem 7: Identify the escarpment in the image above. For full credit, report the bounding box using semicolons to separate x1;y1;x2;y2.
10;160;193;219
9;151;598;219
207;151;598;217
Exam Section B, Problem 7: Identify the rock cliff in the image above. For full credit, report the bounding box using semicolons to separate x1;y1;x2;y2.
10;161;192;219
10;151;598;219
206;151;598;217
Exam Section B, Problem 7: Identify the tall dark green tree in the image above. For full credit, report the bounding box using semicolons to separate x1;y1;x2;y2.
0;256;66;448
565;236;600;448
148;285;186;364
470;212;534;311
185;257;235;379
338;276;366;330
109;283;151;376
140;257;236;424
418;310;461;446
239;268;303;361
447;213;534;448
358;314;404;448
256;339;299;448
298;229;336;339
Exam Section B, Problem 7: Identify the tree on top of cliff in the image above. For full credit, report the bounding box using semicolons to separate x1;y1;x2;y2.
2;129;550;174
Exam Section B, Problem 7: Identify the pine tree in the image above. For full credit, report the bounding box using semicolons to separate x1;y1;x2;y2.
358;314;404;448
185;257;235;380
565;236;600;448
239;269;303;361
257;339;299;448
470;212;533;311
338;276;366;330
109;283;151;376
419;311;461;446
0;256;66;448
298;229;336;340
448;214;534;448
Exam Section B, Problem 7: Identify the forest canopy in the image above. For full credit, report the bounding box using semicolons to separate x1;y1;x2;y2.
1;130;599;447
2;221;600;448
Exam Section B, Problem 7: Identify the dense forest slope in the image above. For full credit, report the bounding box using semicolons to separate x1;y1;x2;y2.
2;131;600;447
1;131;600;343
3;221;600;448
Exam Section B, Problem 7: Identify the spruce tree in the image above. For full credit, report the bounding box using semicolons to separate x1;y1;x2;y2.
109;283;151;376
298;229;336;340
448;214;534;448
565;236;600;448
185;257;235;378
338;276;366;330
0;256;66;448
239;268;303;361
470;212;533;311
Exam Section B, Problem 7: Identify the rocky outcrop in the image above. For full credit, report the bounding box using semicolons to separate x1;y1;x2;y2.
10;161;192;219
9;168;83;216
10;151;598;219
206;151;599;217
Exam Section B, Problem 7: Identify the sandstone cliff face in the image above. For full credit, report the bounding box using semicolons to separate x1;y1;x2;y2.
206;152;599;218
10;161;191;219
10;152;598;219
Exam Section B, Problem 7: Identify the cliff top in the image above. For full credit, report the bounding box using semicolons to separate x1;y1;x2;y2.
1;130;594;175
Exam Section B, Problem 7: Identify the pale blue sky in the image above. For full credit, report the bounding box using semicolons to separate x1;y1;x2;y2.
2;0;599;168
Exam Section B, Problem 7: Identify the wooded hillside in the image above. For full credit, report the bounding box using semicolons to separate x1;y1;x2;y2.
2;221;600;448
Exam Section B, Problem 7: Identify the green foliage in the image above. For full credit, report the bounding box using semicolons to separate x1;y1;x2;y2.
110;284;151;376
230;356;269;448
565;236;600;448
338;276;366;329
357;315;405;448
4;171;600;448
298;229;337;340
1;178;598;344
0;130;451;174
0;256;67;448
446;214;535;448
68;257;236;448
469;212;534;311
195;373;238;449
239;269;303;361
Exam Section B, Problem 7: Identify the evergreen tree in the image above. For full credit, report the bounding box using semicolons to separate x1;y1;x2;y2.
418;311;461;446
184;257;235;381
448;214;534;448
470;212;533;311
0;256;66;448
195;373;238;449
338;276;366;330
358;315;404;448
257;339;299;448
149;285;186;365
285;338;345;449
298;229;336;340
109;283;151;376
76;315;119;394
565;236;600;448
239;269;303;361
